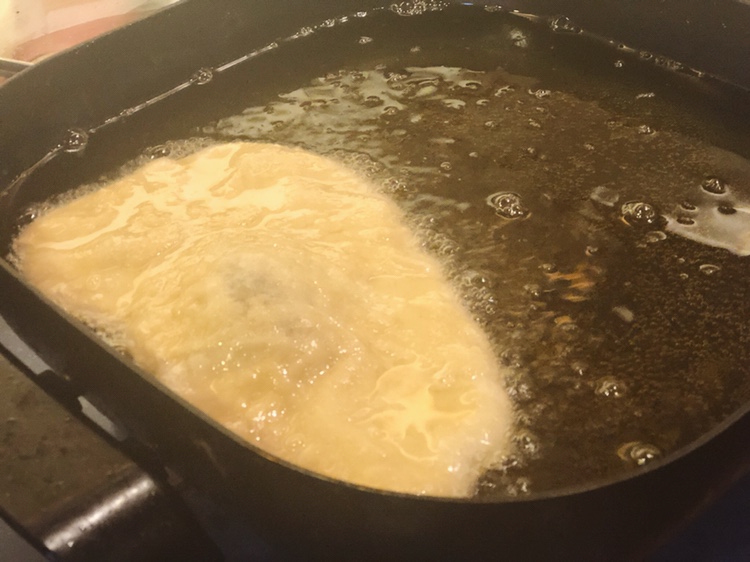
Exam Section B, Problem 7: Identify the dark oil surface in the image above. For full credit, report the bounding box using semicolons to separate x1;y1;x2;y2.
14;5;750;496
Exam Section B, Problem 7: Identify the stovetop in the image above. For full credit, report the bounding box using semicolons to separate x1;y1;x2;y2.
0;313;279;560
0;325;222;561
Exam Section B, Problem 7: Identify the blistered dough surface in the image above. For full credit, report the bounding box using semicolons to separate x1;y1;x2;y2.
14;142;512;496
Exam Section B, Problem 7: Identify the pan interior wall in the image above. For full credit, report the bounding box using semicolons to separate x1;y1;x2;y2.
6;4;750;497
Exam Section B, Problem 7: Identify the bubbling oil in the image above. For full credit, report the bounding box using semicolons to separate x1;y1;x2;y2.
12;4;750;496
198;5;750;493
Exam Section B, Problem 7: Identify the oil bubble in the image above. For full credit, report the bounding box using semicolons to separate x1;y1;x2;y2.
16;207;39;229
381;177;409;194
459;270;490;288
509;29;528;48
621;201;659;227
292;26;314;38
390;1;417;16
436;239;460;256
387;71;408;84
676;216;695;226
494;85;513;97
358;36;374;45
637;125;654;135
478;479;498;493
617;441;661;466
653;55;677;68
549;15;581;33
144;144;171;159
61;129;89;153
507;477;531;496
500;351;522;370
388;72;408;87
606;119;622;130
614;59;624;68
570;361;588;377
457;80;482;90
680;201;697;211
363;96;384;108
590;185;619;207
699;264;721;276
191;68;214;85
487;192;529;219
524;283;542;299
596;378;627;397
718;204;737;215
513;431;540;456
701;176;727;195
440;161;453;171
528;88;551;99
389;1;441;16
349;70;366;82
644;231;667;244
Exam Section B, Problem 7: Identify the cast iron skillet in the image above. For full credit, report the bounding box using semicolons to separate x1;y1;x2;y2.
1;1;750;559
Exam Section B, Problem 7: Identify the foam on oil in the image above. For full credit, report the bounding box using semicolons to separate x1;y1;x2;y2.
13;142;514;498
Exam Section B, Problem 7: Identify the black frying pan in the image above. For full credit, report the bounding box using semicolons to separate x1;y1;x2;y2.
1;1;750;559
